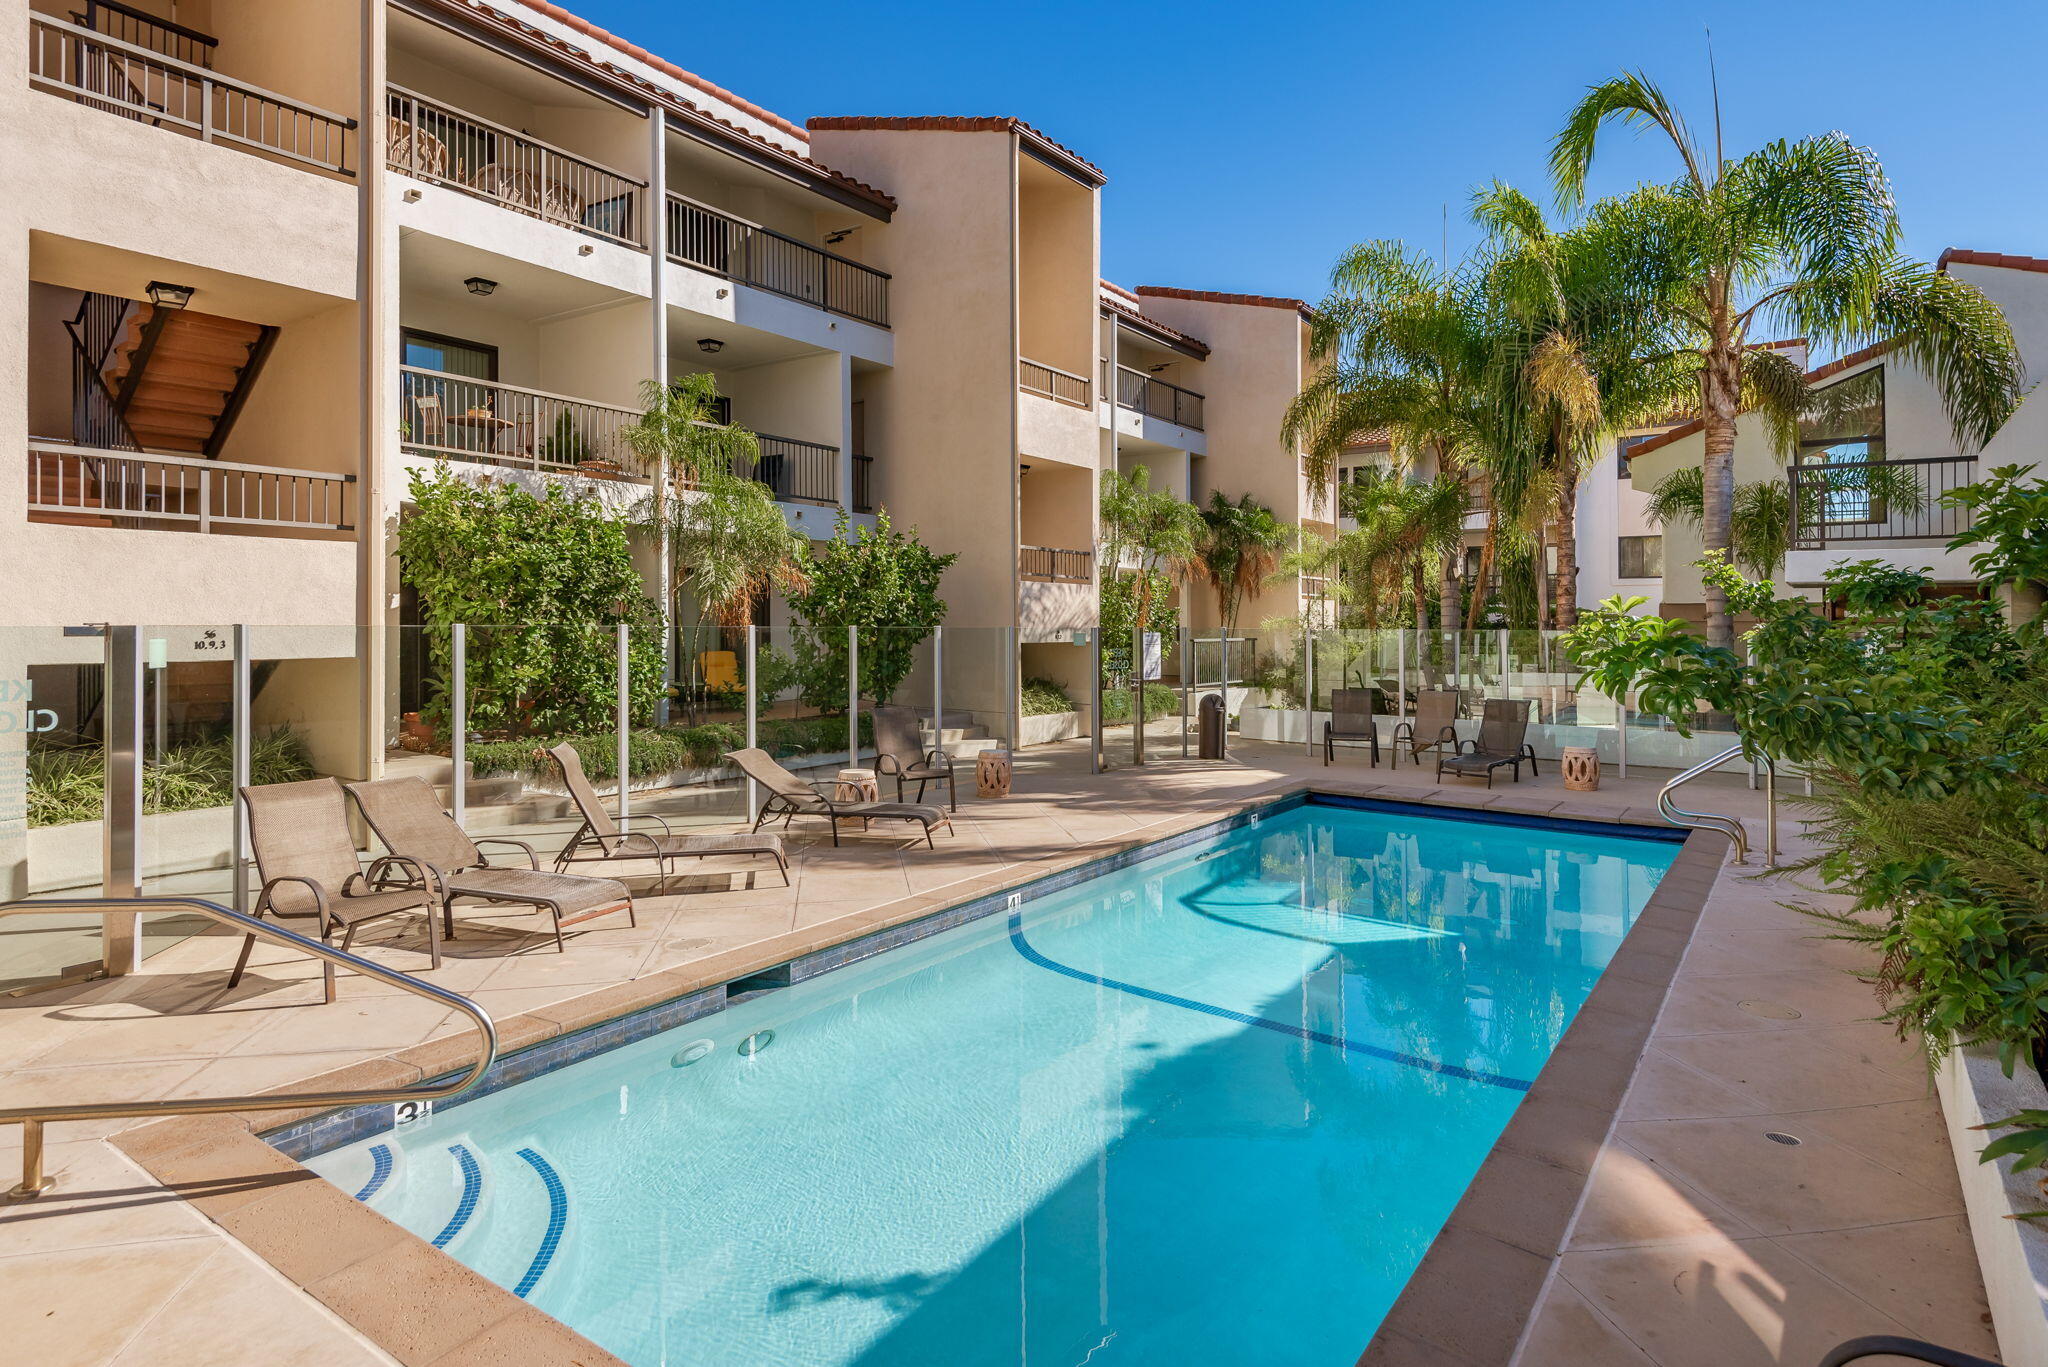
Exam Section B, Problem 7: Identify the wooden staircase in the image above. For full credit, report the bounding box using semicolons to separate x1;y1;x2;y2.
100;305;276;455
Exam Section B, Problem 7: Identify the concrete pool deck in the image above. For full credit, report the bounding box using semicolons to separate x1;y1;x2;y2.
0;741;2000;1366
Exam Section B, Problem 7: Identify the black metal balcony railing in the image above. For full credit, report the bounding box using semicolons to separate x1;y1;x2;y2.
665;193;890;328
852;453;874;514
29;13;356;175
75;0;215;68
387;88;647;249
1109;363;1205;430
1020;359;1090;408
1019;545;1093;582
399;368;648;480
731;435;840;507
1788;455;1977;549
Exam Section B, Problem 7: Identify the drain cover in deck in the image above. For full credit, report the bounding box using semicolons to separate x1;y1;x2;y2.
1738;999;1803;1020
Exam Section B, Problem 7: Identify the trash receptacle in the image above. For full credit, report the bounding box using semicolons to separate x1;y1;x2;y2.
1198;692;1226;759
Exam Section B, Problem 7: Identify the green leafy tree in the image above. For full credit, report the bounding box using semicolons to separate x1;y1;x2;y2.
786;510;957;707
1333;468;1467;630
1552;71;2025;646
1194;491;1288;641
398;465;664;735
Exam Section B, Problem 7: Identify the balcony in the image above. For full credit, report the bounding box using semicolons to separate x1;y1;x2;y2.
1020;359;1090;409
665;193;889;327
1107;363;1204;431
721;435;843;507
1788;454;1977;548
28;8;356;176
28;442;353;536
399;368;648;480
1019;545;1093;583
386;88;647;249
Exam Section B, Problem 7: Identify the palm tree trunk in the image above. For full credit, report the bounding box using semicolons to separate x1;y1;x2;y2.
1438;549;1461;635
1701;354;1742;648
1467;518;1497;628
1553;472;1581;629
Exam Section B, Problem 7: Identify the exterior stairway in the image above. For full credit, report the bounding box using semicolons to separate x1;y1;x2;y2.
913;707;1002;758
99;305;274;454
27;450;113;527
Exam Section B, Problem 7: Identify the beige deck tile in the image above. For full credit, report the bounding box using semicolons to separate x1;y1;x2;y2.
1618;1047;1773;1122
1794;1097;1961;1188
1776;1215;2000;1357
0;1235;218;1367
1652;1029;1930;1114
0;1139;217;1257
1559;1232;1920;1367
1567;1140;1762;1250
1654;968;1889;1038
1518;1276;1656;1366
1616;1116;1960;1237
107;1243;397;1367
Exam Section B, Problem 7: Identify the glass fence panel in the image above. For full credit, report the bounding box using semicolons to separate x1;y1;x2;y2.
1018;624;1090;754
137;626;240;936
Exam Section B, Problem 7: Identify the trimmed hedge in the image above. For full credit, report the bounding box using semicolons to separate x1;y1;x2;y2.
1100;683;1180;724
1021;676;1076;717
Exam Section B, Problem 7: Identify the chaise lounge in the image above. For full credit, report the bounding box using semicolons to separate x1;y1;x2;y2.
727;746;953;848
1436;698;1540;788
548;742;790;887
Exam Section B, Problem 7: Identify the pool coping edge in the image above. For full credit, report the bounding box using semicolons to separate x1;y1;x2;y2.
108;776;1709;1367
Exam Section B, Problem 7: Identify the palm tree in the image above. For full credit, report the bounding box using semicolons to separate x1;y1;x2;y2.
1194;491;1288;641
625;376;809;627
1552;71;2024;646
1646;462;1926;582
1098;466;1203;636
1472;184;1694;627
1334;467;1467;631
1283;241;1500;634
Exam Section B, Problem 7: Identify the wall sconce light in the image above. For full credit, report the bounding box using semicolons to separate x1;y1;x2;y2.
696;337;724;355
715;287;729;299
145;280;196;310
1147;363;1169;373
464;276;498;297
578;244;594;256
824;228;856;245
402;187;422;203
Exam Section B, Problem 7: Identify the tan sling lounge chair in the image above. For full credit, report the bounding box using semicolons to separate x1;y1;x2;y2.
346;776;634;953
1437;698;1540;788
727;746;953;848
231;777;445;1001
1390;687;1461;768
547;743;789;886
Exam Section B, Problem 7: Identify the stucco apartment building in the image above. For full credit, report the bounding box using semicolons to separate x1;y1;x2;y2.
2;0;1327;812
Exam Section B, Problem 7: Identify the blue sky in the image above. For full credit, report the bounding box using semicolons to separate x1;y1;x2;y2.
575;0;2048;306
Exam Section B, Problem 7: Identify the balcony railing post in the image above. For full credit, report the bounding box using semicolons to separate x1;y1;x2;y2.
197;466;210;533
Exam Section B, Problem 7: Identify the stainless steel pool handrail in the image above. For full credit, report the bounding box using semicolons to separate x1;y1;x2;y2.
1656;745;1751;864
0;897;498;1201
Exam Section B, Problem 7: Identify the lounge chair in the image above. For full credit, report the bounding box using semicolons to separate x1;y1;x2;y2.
345;776;634;953
230;778;445;1001
546;743;789;886
1391;687;1460;768
1437;698;1540;788
727;746;953;848
1322;688;1380;767
872;704;957;809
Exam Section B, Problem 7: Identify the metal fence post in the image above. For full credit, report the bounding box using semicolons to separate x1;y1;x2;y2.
1089;627;1104;774
1617;694;1629;779
847;624;859;763
450;624;467;830
1498;627;1509;701
1132;623;1145;765
1396;631;1406;720
1303;627;1315;757
102;626;143;976
1180;628;1190;759
615;623;631;828
231;625;251;913
744;625;759;813
931;625;944;759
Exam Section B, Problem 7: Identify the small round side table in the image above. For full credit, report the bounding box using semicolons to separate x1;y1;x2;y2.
1560;746;1601;792
835;767;878;826
976;749;1013;798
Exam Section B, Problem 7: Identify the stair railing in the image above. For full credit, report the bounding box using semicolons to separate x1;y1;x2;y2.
61;293;141;452
0;896;498;1201
1656;744;1751;864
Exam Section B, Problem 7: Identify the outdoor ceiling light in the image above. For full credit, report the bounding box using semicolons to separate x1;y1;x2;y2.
824;227;856;245
145;281;196;310
464;276;498;297
697;337;725;354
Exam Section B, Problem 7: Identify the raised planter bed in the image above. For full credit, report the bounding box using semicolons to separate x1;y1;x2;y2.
1937;1043;2048;1364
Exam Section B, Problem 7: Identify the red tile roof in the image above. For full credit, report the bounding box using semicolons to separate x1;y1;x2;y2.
1621;418;1703;460
1134;286;1313;319
806;117;1105;187
1937;248;2048;275
1100;288;1211;357
1802;339;1893;384
432;2;895;211
1623;340;1896;460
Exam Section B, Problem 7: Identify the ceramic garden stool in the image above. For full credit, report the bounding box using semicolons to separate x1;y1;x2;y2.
976;749;1013;799
835;768;879;826
1560;746;1600;792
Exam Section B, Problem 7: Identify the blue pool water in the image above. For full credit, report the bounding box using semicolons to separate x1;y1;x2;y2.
305;799;1677;1366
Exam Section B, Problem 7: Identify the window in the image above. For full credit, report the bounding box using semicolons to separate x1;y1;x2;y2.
1796;368;1886;523
1618;535;1663;580
402;329;497;380
1615;433;1658;481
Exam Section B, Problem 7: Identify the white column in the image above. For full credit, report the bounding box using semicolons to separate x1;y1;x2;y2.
649;107;672;724
450;624;466;828
615;624;631;827
231;626;251;912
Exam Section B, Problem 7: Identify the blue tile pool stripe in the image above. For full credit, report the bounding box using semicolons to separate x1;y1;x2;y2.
513;1147;568;1299
352;1144;393;1202
1007;911;1532;1092
431;1144;483;1248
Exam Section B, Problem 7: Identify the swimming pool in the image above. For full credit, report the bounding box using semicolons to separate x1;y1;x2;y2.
302;797;1679;1366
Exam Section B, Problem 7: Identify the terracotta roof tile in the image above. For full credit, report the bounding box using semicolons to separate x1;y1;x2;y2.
1134;286;1314;318
1621;419;1703;460
1937;248;2048;275
1624;340;1894;460
433;2;896;211
1803;339;1893;384
806;117;1105;187
1100;290;1210;357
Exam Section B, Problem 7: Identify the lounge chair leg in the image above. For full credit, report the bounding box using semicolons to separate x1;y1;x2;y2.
229;932;257;989
777;854;791;887
625;896;638;929
552;911;566;954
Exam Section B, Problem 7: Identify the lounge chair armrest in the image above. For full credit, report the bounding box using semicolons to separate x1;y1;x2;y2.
473;837;541;871
1437;725;1459;745
610;813;676;856
1453;738;1478;755
922;749;952;770
364;854;445;900
256;874;329;922
875;753;904;777
1391;721;1414;743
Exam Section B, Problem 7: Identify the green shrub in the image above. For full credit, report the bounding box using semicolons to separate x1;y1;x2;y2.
1100;683;1179;724
1021;676;1075;717
27;728;316;828
466;714;871;786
